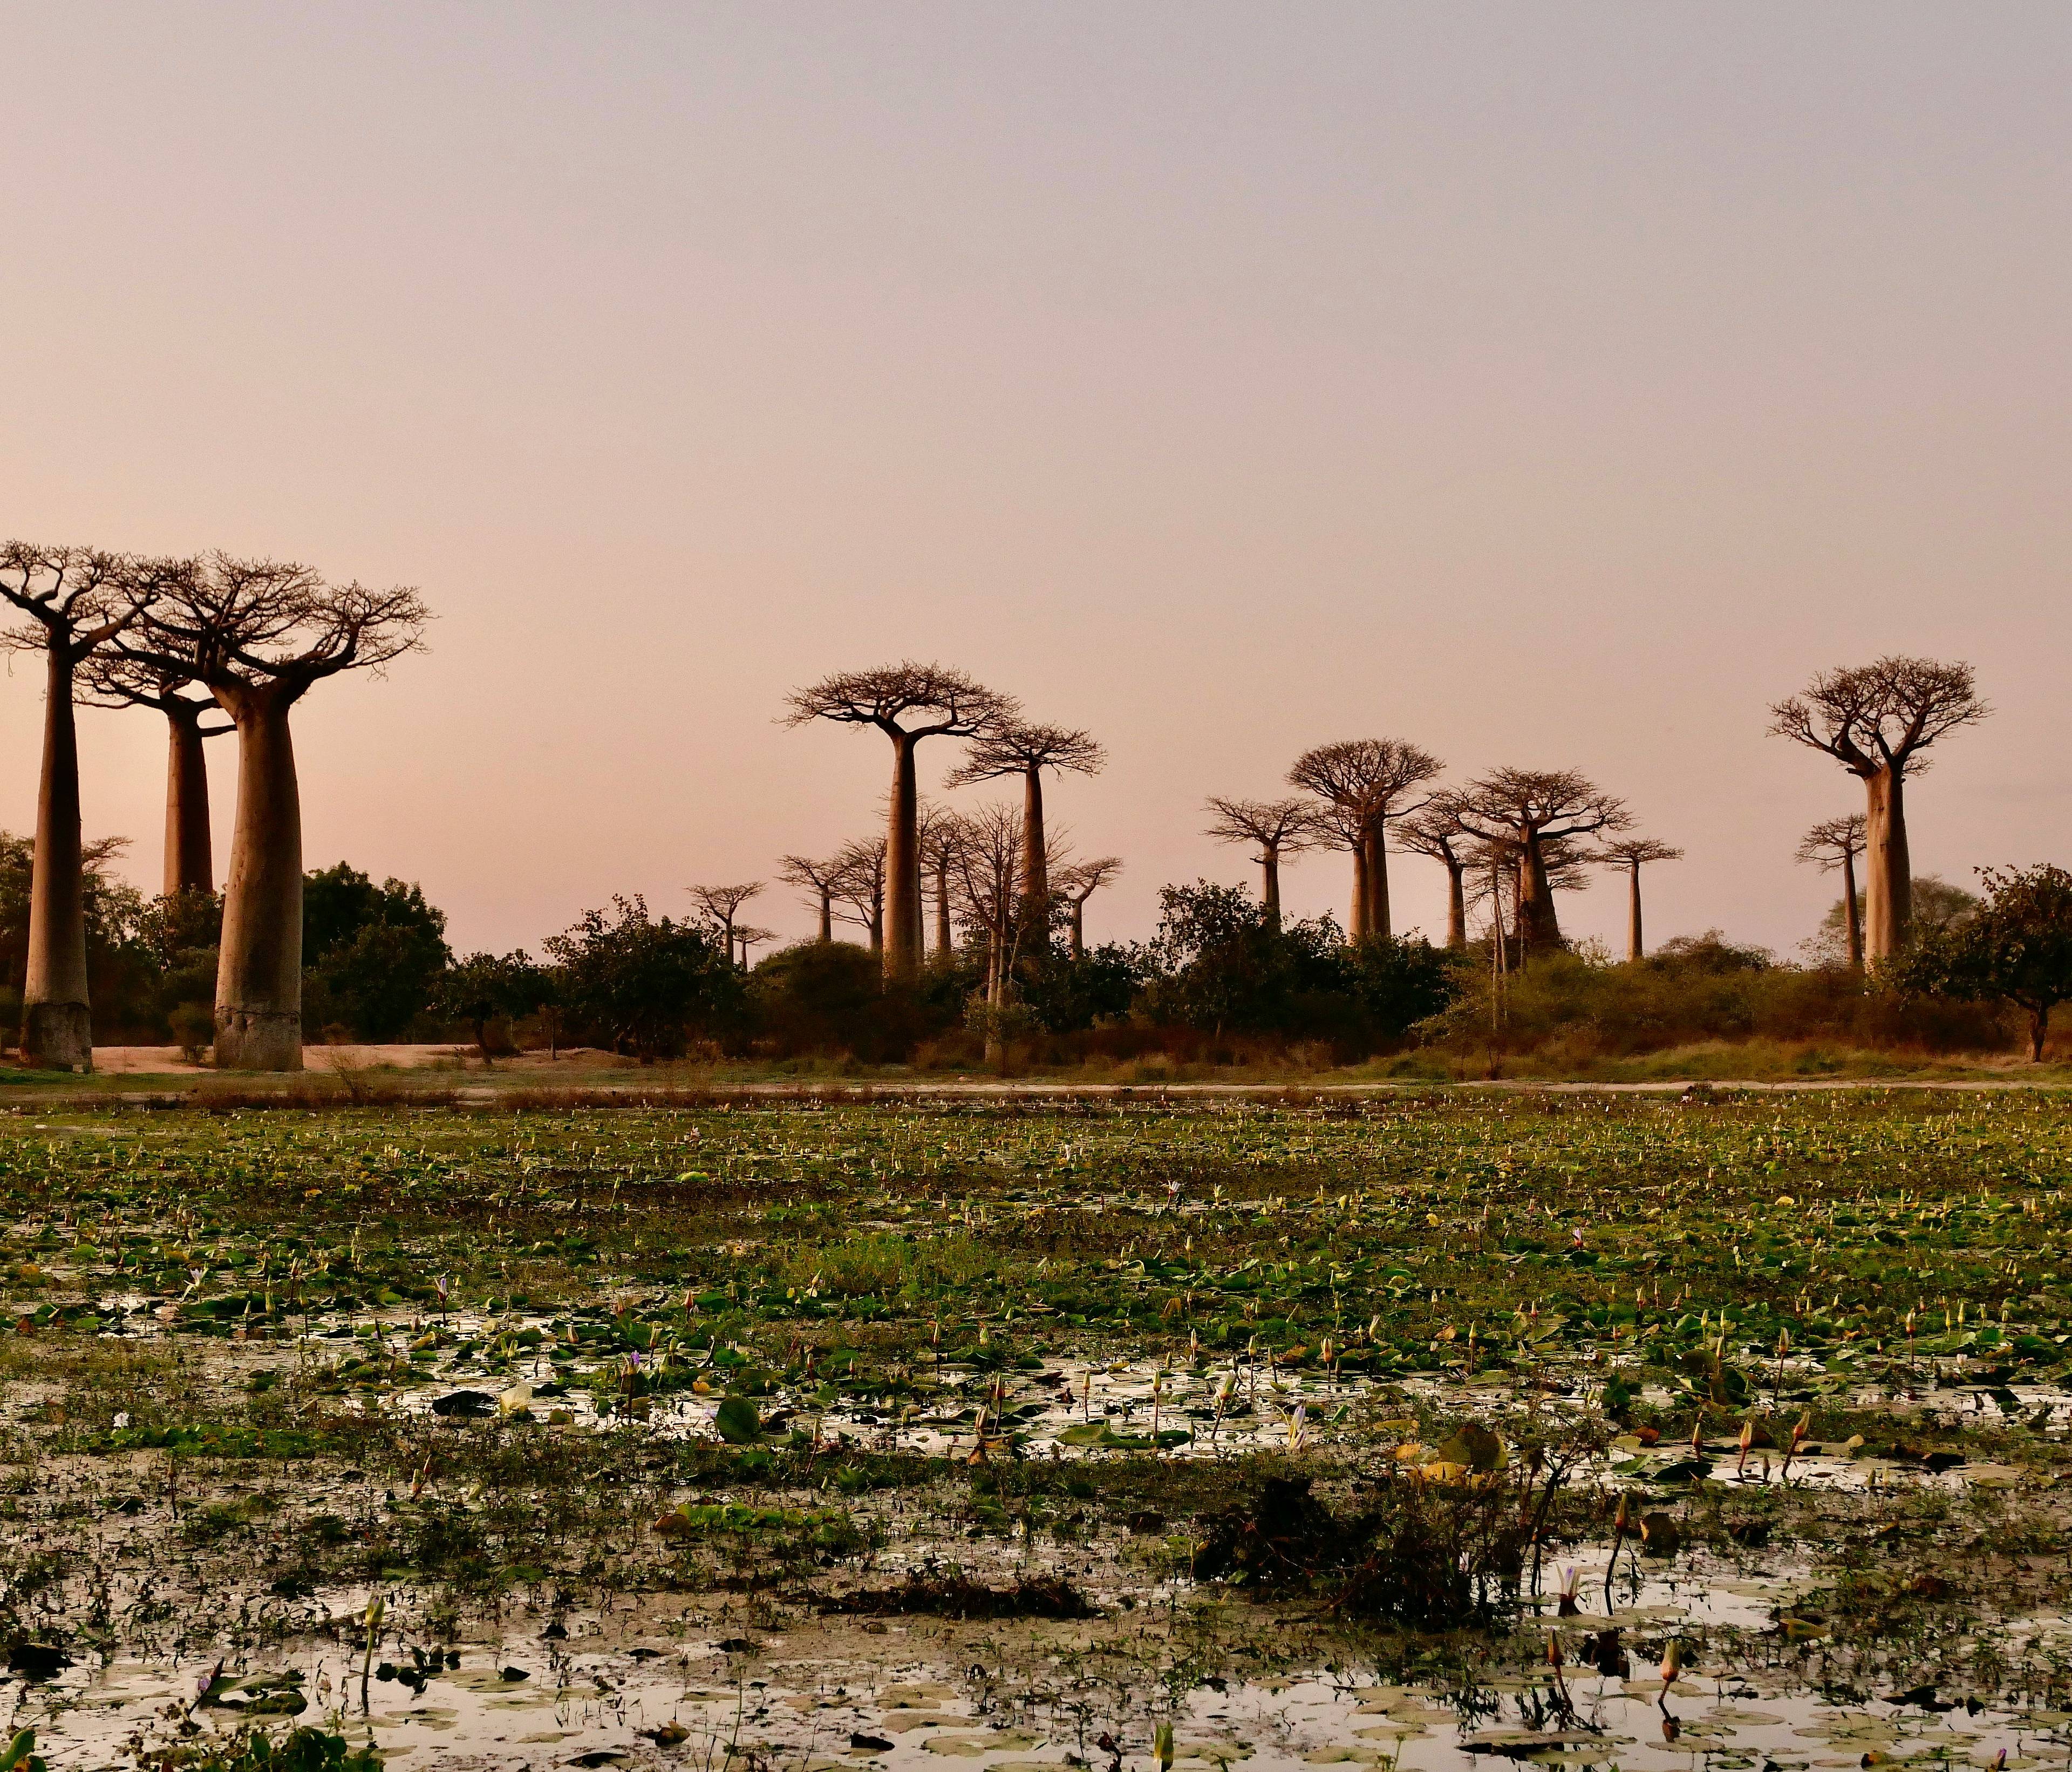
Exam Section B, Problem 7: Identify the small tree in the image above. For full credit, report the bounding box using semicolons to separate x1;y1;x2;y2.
1796;814;1867;969
1202;798;1316;928
1286;740;1442;941
1449;770;1630;957
785;664;1017;979
1596;837;1683;962
301;863;451;1041
435;950;537;1067
1053;856;1121;960
543;896;737;1061
946;723;1104;935
829;835;888;952
1895;864;2072;1061
1397;803;1473;950
776;854;845;944
689;882;764;966
1770;657;1988;963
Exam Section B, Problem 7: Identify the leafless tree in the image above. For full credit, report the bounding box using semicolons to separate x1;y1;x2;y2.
1202;797;1317;928
1397;802;1473;949
1451;768;1630;957
1769;657;1987;963
689;882;764;966
1596;837;1684;962
733;925;776;968
1054;856;1122;960
829;834;889;952
942;805;1023;1007
1286;739;1442;940
785;664;1017;979
0;543;159;1069
916;798;956;958
117;554;430;1069
1796;813;1869;970
777;854;846;944
947;723;1104;934
79;646;235;897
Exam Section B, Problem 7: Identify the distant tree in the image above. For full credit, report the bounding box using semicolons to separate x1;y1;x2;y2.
785;664;1018;979
942;805;1031;1009
1596;837;1684;963
543;895;737;1061
1202;798;1317;928
776;854;845;945
1449;770;1631;957
1286;740;1442;941
947;723;1105;936
1894;864;2072;1061
434;950;538;1066
1796;814;1867;969
0;543;158;1068
1810;874;1976;968
80;649;234;897
918;801;958;957
689;882;764;966
1053;855;1122;960
0;832;154;1041
301;863;452;1041
119;554;430;1068
734;925;776;967
1142;880;1340;1037
1397;803;1473;950
1770;657;1988;963
829;835;888;953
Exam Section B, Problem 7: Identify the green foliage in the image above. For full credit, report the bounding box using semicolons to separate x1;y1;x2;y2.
544;896;741;1060
302;863;452;1040
433;951;548;1053
178;1726;381;1771
1895;864;2072;1059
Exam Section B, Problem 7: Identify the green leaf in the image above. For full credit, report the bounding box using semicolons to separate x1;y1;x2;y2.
1055;1421;1113;1447
714;1395;762;1444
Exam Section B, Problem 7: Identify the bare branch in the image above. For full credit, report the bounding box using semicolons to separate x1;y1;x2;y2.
946;721;1105;788
783;661;1019;742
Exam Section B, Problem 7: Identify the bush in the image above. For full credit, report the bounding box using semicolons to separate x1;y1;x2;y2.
546;896;741;1060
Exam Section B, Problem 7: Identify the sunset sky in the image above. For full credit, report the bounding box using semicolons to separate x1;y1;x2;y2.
3;4;2066;960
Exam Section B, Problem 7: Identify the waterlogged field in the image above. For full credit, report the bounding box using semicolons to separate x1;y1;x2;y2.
0;1091;2070;1770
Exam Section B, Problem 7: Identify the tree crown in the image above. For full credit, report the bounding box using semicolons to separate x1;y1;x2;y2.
946;721;1104;786
785;662;1017;742
1451;768;1631;844
1795;813;1867;870
1203;796;1319;854
1769;656;1987;779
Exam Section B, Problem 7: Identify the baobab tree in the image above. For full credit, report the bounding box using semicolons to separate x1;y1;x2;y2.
734;925;776;967
1451;768;1630;957
944;805;1025;1009
1202;798;1316;928
785;664;1017;979
777;853;845;944
1286;739;1442;941
1397;802;1471;950
118;555;430;1069
80;649;234;896
1769;657;1988;963
0;542;158;1069
1796;813;1868;970
916;800;955;957
689;882;764;966
1597;837;1683;962
946;723;1104;935
830;835;888;952
1054;856;1121;960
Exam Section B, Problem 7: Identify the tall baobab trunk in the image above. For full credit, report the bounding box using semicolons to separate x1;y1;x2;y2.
1625;861;1644;963
1363;827;1391;940
885;735;920;977
1259;846;1282;928
1516;835;1564;955
815;889;833;944
1069;900;1085;959
1840;849;1862;970
933;861;952;956
1442;857;1466;950
1020;765;1049;934
23;648;93;1071
1347;845;1370;942
1864;769;1910;963
163;705;215;896
215;688;304;1071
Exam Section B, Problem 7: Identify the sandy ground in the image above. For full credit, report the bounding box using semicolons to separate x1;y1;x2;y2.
86;1043;596;1075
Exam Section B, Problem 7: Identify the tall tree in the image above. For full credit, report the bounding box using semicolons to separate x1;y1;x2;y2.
915;799;953;957
829;835;888;953
1450;769;1630;957
776;853;844;944
946;723;1104;935
1769;657;1988;963
689;882;764;967
119;555;430;1069
1054;856;1121;960
1286;740;1442;940
785;664;1017;979
1796;813;1867;970
1396;803;1473;950
1596;837;1684;962
0;543;156;1069
1202;798;1316;928
79;650;234;896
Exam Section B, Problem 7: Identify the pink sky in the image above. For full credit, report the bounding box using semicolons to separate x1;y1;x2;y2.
3;5;2067;959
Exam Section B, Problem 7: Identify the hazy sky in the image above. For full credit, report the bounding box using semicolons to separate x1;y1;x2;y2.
3;4;2067;959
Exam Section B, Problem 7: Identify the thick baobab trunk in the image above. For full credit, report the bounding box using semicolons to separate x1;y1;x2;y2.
1260;847;1282;928
816;890;833;944
933;862;952;956
22;646;93;1072
1840;849;1862;970
163;706;215;897
1442;859;1466;950
1363;826;1391;941
1069;900;1085;960
1625;861;1644;963
1346;845;1369;943
2029;1004;2050;1064
215;693;305;1070
1864;769;1910;963
1516;833;1564;956
884;735;920;978
1021;765;1049;936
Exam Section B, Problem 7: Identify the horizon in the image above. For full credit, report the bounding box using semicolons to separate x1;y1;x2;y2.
4;4;2066;963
